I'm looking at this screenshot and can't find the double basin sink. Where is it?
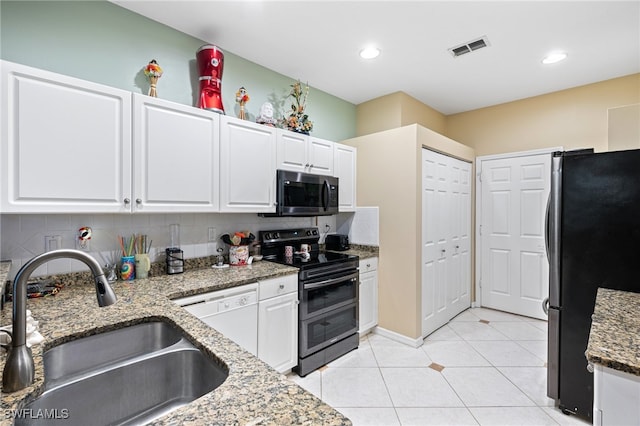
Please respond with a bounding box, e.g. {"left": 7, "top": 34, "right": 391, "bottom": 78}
{"left": 16, "top": 321, "right": 228, "bottom": 425}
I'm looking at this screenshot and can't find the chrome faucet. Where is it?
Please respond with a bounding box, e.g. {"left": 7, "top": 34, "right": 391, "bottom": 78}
{"left": 2, "top": 249, "right": 117, "bottom": 392}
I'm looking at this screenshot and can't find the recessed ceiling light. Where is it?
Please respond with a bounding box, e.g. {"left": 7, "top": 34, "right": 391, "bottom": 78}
{"left": 360, "top": 46, "right": 380, "bottom": 59}
{"left": 542, "top": 52, "right": 568, "bottom": 65}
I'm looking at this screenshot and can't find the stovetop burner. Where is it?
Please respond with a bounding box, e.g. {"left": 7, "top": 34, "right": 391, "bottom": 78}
{"left": 264, "top": 250, "right": 355, "bottom": 268}
{"left": 259, "top": 227, "right": 358, "bottom": 273}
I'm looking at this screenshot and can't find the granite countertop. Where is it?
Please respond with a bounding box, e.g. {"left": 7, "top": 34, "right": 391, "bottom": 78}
{"left": 328, "top": 244, "right": 379, "bottom": 260}
{"left": 586, "top": 287, "right": 640, "bottom": 376}
{"left": 0, "top": 259, "right": 353, "bottom": 426}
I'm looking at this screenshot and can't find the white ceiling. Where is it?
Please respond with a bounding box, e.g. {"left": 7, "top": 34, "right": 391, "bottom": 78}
{"left": 113, "top": 0, "right": 640, "bottom": 115}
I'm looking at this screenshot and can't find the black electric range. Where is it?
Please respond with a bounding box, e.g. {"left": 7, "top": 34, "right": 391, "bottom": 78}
{"left": 259, "top": 228, "right": 359, "bottom": 279}
{"left": 259, "top": 227, "right": 360, "bottom": 376}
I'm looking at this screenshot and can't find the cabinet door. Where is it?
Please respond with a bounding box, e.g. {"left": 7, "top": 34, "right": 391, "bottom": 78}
{"left": 334, "top": 143, "right": 357, "bottom": 212}
{"left": 258, "top": 292, "right": 298, "bottom": 373}
{"left": 133, "top": 94, "right": 219, "bottom": 212}
{"left": 308, "top": 136, "right": 334, "bottom": 175}
{"left": 359, "top": 264, "right": 378, "bottom": 335}
{"left": 219, "top": 116, "right": 276, "bottom": 212}
{"left": 276, "top": 129, "right": 307, "bottom": 173}
{"left": 1, "top": 60, "right": 132, "bottom": 213}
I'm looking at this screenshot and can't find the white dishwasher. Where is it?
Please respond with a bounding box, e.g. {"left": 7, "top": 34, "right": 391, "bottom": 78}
{"left": 173, "top": 283, "right": 259, "bottom": 355}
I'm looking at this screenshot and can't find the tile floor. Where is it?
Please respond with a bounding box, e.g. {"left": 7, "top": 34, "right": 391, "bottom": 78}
{"left": 288, "top": 307, "right": 591, "bottom": 426}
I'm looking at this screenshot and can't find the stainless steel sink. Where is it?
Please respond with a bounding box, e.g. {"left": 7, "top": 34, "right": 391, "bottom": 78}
{"left": 16, "top": 321, "right": 228, "bottom": 425}
{"left": 44, "top": 321, "right": 183, "bottom": 387}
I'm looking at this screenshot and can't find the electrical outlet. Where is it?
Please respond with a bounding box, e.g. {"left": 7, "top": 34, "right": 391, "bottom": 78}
{"left": 208, "top": 227, "right": 217, "bottom": 242}
{"left": 44, "top": 235, "right": 62, "bottom": 252}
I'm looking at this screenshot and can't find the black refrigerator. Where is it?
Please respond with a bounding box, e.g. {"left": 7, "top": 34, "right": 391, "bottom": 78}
{"left": 546, "top": 148, "right": 640, "bottom": 421}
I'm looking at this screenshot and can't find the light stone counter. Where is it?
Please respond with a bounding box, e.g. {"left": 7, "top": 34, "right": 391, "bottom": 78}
{"left": 0, "top": 260, "right": 351, "bottom": 425}
{"left": 586, "top": 287, "right": 640, "bottom": 376}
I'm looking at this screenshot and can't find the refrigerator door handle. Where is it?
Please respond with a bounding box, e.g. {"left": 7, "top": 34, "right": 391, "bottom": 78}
{"left": 542, "top": 297, "right": 549, "bottom": 316}
{"left": 548, "top": 153, "right": 563, "bottom": 308}
{"left": 545, "top": 193, "right": 551, "bottom": 263}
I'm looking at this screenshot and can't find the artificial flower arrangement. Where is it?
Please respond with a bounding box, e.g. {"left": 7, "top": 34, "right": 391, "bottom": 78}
{"left": 284, "top": 80, "right": 313, "bottom": 134}
{"left": 220, "top": 230, "right": 255, "bottom": 246}
{"left": 143, "top": 59, "right": 163, "bottom": 97}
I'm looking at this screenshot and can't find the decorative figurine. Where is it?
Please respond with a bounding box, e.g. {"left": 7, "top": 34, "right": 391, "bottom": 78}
{"left": 78, "top": 226, "right": 92, "bottom": 249}
{"left": 235, "top": 86, "right": 250, "bottom": 120}
{"left": 256, "top": 101, "right": 278, "bottom": 127}
{"left": 143, "top": 59, "right": 163, "bottom": 97}
{"left": 196, "top": 45, "right": 225, "bottom": 114}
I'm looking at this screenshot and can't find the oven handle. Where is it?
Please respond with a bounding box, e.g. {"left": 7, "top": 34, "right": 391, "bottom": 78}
{"left": 304, "top": 275, "right": 357, "bottom": 290}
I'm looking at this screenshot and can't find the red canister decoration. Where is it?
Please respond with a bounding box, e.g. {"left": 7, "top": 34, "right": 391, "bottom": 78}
{"left": 196, "top": 44, "right": 225, "bottom": 114}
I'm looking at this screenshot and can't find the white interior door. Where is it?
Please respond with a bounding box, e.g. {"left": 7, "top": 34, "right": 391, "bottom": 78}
{"left": 422, "top": 149, "right": 471, "bottom": 337}
{"left": 477, "top": 149, "right": 555, "bottom": 320}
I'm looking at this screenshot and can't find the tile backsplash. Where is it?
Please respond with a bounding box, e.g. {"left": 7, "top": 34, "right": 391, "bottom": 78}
{"left": 336, "top": 207, "right": 379, "bottom": 246}
{"left": 1, "top": 213, "right": 337, "bottom": 279}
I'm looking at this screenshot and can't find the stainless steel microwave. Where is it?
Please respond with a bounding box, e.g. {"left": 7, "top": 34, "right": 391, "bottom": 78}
{"left": 261, "top": 170, "right": 339, "bottom": 217}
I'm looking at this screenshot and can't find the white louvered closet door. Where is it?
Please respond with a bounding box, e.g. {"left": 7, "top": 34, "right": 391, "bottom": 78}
{"left": 422, "top": 149, "right": 472, "bottom": 338}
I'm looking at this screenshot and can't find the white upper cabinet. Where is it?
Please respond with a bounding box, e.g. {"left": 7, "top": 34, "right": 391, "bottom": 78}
{"left": 133, "top": 94, "right": 219, "bottom": 212}
{"left": 308, "top": 136, "right": 334, "bottom": 175}
{"left": 276, "top": 129, "right": 307, "bottom": 173}
{"left": 333, "top": 143, "right": 357, "bottom": 212}
{"left": 219, "top": 116, "right": 276, "bottom": 212}
{"left": 1, "top": 60, "right": 132, "bottom": 213}
{"left": 276, "top": 129, "right": 334, "bottom": 176}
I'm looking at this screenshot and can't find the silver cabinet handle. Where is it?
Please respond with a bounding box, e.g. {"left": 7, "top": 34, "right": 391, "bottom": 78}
{"left": 441, "top": 249, "right": 446, "bottom": 253}
{"left": 124, "top": 198, "right": 130, "bottom": 205}
{"left": 279, "top": 284, "right": 285, "bottom": 290}
{"left": 135, "top": 198, "right": 142, "bottom": 205}
{"left": 542, "top": 298, "right": 549, "bottom": 315}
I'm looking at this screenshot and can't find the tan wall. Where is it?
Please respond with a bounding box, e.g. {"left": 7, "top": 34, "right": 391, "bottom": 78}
{"left": 344, "top": 125, "right": 474, "bottom": 339}
{"left": 446, "top": 74, "right": 640, "bottom": 156}
{"left": 357, "top": 92, "right": 446, "bottom": 137}
{"left": 608, "top": 103, "right": 640, "bottom": 151}
{"left": 351, "top": 73, "right": 638, "bottom": 340}
{"left": 346, "top": 126, "right": 420, "bottom": 338}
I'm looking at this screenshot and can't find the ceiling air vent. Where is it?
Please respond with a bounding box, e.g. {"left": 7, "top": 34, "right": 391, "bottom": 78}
{"left": 448, "top": 36, "right": 490, "bottom": 57}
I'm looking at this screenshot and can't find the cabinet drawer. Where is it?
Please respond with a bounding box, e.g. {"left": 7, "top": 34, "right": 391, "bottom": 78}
{"left": 259, "top": 274, "right": 298, "bottom": 300}
{"left": 359, "top": 257, "right": 378, "bottom": 273}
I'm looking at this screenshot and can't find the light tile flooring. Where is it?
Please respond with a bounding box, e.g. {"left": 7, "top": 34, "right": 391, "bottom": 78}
{"left": 288, "top": 307, "right": 591, "bottom": 426}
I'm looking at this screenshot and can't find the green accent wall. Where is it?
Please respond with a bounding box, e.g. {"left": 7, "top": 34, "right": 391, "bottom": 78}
{"left": 0, "top": 1, "right": 356, "bottom": 141}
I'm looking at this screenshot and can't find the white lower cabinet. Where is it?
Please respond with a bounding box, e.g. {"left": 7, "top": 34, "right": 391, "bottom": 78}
{"left": 258, "top": 275, "right": 298, "bottom": 373}
{"left": 593, "top": 364, "right": 640, "bottom": 426}
{"left": 358, "top": 257, "right": 378, "bottom": 335}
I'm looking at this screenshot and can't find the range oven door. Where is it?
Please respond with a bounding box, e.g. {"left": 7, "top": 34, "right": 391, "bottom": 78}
{"left": 299, "top": 270, "right": 358, "bottom": 319}
{"left": 299, "top": 302, "right": 358, "bottom": 358}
